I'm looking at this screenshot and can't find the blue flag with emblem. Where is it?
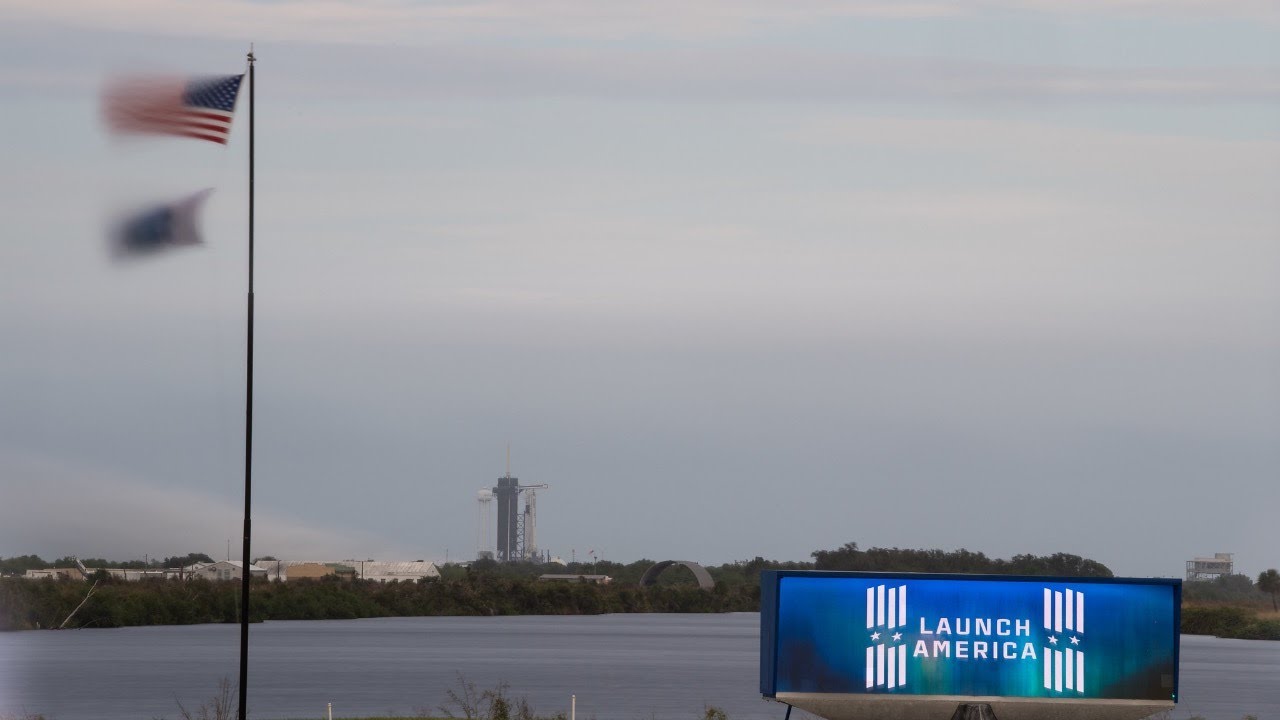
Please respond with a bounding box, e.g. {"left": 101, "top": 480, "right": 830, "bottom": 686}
{"left": 111, "top": 189, "right": 214, "bottom": 258}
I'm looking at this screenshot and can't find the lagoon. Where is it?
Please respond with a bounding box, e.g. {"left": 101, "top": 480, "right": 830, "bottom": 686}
{"left": 2, "top": 615, "right": 1277, "bottom": 720}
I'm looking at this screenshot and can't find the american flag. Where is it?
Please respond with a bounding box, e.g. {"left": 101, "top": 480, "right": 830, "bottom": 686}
{"left": 103, "top": 74, "right": 244, "bottom": 145}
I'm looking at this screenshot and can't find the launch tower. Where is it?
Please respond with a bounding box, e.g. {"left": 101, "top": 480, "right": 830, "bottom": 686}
{"left": 489, "top": 450, "right": 548, "bottom": 562}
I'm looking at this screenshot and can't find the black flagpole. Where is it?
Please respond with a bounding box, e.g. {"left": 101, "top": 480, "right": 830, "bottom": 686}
{"left": 238, "top": 46, "right": 256, "bottom": 720}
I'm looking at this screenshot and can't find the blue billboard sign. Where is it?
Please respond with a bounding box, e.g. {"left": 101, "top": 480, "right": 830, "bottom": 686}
{"left": 760, "top": 571, "right": 1180, "bottom": 702}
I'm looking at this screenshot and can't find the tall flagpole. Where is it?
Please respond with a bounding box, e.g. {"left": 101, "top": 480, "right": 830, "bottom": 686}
{"left": 238, "top": 46, "right": 256, "bottom": 720}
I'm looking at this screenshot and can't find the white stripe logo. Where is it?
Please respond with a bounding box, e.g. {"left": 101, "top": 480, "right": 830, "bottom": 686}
{"left": 1043, "top": 588, "right": 1085, "bottom": 693}
{"left": 865, "top": 584, "right": 908, "bottom": 690}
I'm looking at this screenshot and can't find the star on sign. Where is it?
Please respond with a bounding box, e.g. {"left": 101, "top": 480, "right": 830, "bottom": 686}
{"left": 1049, "top": 635, "right": 1059, "bottom": 645}
{"left": 892, "top": 632, "right": 902, "bottom": 642}
{"left": 871, "top": 632, "right": 881, "bottom": 641}
{"left": 1070, "top": 636, "right": 1080, "bottom": 645}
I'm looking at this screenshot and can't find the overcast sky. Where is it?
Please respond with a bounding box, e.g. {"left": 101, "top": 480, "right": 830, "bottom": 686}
{"left": 2, "top": 1, "right": 1278, "bottom": 579}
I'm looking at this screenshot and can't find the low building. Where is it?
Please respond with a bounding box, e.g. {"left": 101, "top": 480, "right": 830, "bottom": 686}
{"left": 1186, "top": 553, "right": 1234, "bottom": 582}
{"left": 24, "top": 567, "right": 169, "bottom": 581}
{"left": 261, "top": 560, "right": 440, "bottom": 583}
{"left": 24, "top": 568, "right": 86, "bottom": 581}
{"left": 276, "top": 562, "right": 330, "bottom": 581}
{"left": 24, "top": 562, "right": 279, "bottom": 582}
{"left": 360, "top": 561, "right": 439, "bottom": 583}
{"left": 102, "top": 568, "right": 167, "bottom": 581}
{"left": 538, "top": 574, "right": 612, "bottom": 585}
{"left": 183, "top": 560, "right": 267, "bottom": 582}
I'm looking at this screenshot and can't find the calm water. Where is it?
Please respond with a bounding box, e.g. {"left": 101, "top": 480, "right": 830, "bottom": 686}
{"left": 1, "top": 615, "right": 1277, "bottom": 720}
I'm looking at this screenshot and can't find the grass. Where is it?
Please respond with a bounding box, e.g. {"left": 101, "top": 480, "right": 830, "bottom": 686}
{"left": 1180, "top": 604, "right": 1280, "bottom": 641}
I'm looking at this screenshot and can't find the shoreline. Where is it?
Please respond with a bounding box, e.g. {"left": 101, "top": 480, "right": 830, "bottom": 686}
{"left": 5, "top": 605, "right": 1279, "bottom": 643}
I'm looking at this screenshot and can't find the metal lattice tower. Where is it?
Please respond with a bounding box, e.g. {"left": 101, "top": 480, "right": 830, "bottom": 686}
{"left": 476, "top": 489, "right": 493, "bottom": 559}
{"left": 516, "top": 483, "right": 548, "bottom": 560}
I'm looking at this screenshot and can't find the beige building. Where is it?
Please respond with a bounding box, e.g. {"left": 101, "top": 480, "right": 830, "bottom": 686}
{"left": 280, "top": 562, "right": 332, "bottom": 580}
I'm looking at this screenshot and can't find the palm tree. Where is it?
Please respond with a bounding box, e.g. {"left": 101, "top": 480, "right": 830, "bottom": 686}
{"left": 1257, "top": 569, "right": 1280, "bottom": 612}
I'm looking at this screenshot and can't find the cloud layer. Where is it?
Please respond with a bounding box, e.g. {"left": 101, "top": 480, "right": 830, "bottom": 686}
{"left": 1, "top": 1, "right": 1278, "bottom": 579}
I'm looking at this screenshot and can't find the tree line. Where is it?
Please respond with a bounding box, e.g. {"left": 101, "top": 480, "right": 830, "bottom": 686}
{"left": 447, "top": 543, "right": 1116, "bottom": 587}
{"left": 0, "top": 542, "right": 1145, "bottom": 632}
{"left": 808, "top": 542, "right": 1116, "bottom": 577}
{"left": 0, "top": 552, "right": 214, "bottom": 575}
{"left": 0, "top": 543, "right": 1116, "bottom": 582}
{"left": 5, "top": 543, "right": 1276, "bottom": 634}
{"left": 0, "top": 572, "right": 759, "bottom": 631}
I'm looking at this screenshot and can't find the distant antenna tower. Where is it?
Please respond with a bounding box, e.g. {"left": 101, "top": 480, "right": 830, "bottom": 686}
{"left": 476, "top": 488, "right": 493, "bottom": 559}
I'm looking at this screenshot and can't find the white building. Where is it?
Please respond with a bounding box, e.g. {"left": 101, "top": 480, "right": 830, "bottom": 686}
{"left": 538, "top": 574, "right": 612, "bottom": 585}
{"left": 259, "top": 559, "right": 440, "bottom": 583}
{"left": 24, "top": 568, "right": 85, "bottom": 581}
{"left": 359, "top": 561, "right": 440, "bottom": 583}
{"left": 102, "top": 568, "right": 167, "bottom": 581}
{"left": 183, "top": 560, "right": 268, "bottom": 582}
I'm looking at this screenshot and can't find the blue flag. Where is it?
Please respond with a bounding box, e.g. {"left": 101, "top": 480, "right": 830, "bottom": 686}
{"left": 111, "top": 189, "right": 214, "bottom": 258}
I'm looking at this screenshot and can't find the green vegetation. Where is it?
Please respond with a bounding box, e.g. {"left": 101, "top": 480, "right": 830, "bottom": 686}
{"left": 0, "top": 555, "right": 52, "bottom": 576}
{"left": 1175, "top": 571, "right": 1280, "bottom": 641}
{"left": 1182, "top": 573, "right": 1273, "bottom": 608}
{"left": 811, "top": 542, "right": 1113, "bottom": 577}
{"left": 434, "top": 673, "right": 567, "bottom": 720}
{"left": 0, "top": 542, "right": 1123, "bottom": 632}
{"left": 0, "top": 574, "right": 241, "bottom": 630}
{"left": 173, "top": 677, "right": 234, "bottom": 720}
{"left": 144, "top": 675, "right": 719, "bottom": 720}
{"left": 1257, "top": 568, "right": 1280, "bottom": 611}
{"left": 1181, "top": 605, "right": 1280, "bottom": 641}
{"left": 0, "top": 552, "right": 214, "bottom": 575}
{"left": 0, "top": 570, "right": 758, "bottom": 631}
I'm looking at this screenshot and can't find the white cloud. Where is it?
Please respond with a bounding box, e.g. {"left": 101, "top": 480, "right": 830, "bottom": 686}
{"left": 2, "top": 0, "right": 1278, "bottom": 579}
{"left": 1014, "top": 0, "right": 1280, "bottom": 23}
{"left": 0, "top": 450, "right": 409, "bottom": 562}
{"left": 0, "top": 1, "right": 963, "bottom": 46}
{"left": 788, "top": 112, "right": 1280, "bottom": 190}
{"left": 6, "top": 0, "right": 1277, "bottom": 47}
{"left": 6, "top": 2, "right": 1279, "bottom": 104}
